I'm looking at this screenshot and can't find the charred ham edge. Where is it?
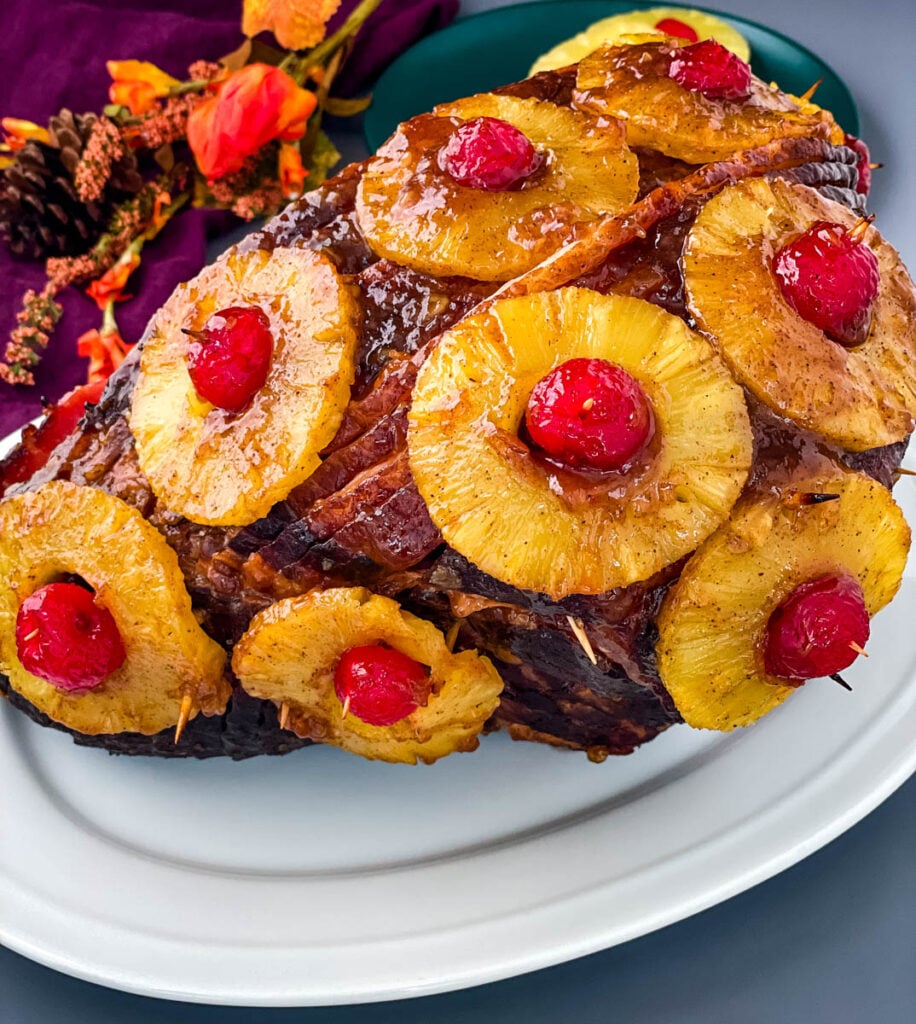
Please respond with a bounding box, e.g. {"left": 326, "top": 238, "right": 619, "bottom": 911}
{"left": 0, "top": 671, "right": 310, "bottom": 761}
{"left": 0, "top": 66, "right": 893, "bottom": 758}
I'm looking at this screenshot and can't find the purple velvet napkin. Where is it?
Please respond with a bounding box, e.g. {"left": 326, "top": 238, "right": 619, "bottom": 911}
{"left": 0, "top": 0, "right": 459, "bottom": 440}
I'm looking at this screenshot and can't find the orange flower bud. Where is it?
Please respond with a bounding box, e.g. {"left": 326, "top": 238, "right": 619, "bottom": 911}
{"left": 1, "top": 117, "right": 50, "bottom": 152}
{"left": 85, "top": 251, "right": 141, "bottom": 310}
{"left": 107, "top": 60, "right": 181, "bottom": 116}
{"left": 278, "top": 142, "right": 308, "bottom": 198}
{"left": 77, "top": 328, "right": 132, "bottom": 384}
{"left": 187, "top": 64, "right": 317, "bottom": 181}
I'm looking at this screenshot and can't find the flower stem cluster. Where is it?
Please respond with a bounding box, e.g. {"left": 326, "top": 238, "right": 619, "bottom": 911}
{"left": 0, "top": 0, "right": 383, "bottom": 388}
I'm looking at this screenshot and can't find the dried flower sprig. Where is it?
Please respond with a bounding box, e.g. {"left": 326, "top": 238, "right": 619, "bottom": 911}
{"left": 74, "top": 117, "right": 124, "bottom": 203}
{"left": 0, "top": 287, "right": 63, "bottom": 386}
{"left": 0, "top": 0, "right": 383, "bottom": 386}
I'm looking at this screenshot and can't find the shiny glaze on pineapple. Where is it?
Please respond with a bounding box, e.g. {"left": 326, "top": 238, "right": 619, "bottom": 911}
{"left": 3, "top": 70, "right": 900, "bottom": 760}
{"left": 573, "top": 42, "right": 798, "bottom": 114}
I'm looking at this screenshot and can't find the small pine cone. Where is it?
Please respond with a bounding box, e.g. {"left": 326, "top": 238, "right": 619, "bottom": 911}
{"left": 47, "top": 108, "right": 86, "bottom": 175}
{"left": 49, "top": 109, "right": 143, "bottom": 197}
{"left": 0, "top": 140, "right": 107, "bottom": 259}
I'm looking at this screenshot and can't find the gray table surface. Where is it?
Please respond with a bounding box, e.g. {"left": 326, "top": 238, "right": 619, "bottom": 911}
{"left": 3, "top": 0, "right": 915, "bottom": 1019}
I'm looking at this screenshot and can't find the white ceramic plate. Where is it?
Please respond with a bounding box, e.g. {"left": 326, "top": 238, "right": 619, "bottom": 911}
{"left": 0, "top": 425, "right": 914, "bottom": 1007}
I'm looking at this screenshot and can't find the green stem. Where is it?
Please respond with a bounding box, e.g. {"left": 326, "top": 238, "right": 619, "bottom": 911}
{"left": 278, "top": 51, "right": 302, "bottom": 79}
{"left": 168, "top": 79, "right": 211, "bottom": 97}
{"left": 299, "top": 46, "right": 345, "bottom": 166}
{"left": 140, "top": 191, "right": 189, "bottom": 243}
{"left": 305, "top": 0, "right": 383, "bottom": 68}
{"left": 101, "top": 301, "right": 119, "bottom": 336}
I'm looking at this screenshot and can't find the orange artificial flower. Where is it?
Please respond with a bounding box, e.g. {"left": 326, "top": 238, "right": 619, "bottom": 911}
{"left": 187, "top": 63, "right": 316, "bottom": 181}
{"left": 242, "top": 0, "right": 340, "bottom": 51}
{"left": 77, "top": 327, "right": 132, "bottom": 384}
{"left": 107, "top": 60, "right": 181, "bottom": 115}
{"left": 278, "top": 142, "right": 308, "bottom": 197}
{"left": 1, "top": 117, "right": 50, "bottom": 152}
{"left": 85, "top": 251, "right": 141, "bottom": 310}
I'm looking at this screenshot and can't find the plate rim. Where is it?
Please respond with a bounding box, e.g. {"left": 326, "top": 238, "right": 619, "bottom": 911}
{"left": 0, "top": 14, "right": 900, "bottom": 984}
{"left": 0, "top": 444, "right": 913, "bottom": 1006}
{"left": 1, "top": 697, "right": 912, "bottom": 1007}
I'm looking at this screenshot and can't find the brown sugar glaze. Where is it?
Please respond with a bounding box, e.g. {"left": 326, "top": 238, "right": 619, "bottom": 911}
{"left": 0, "top": 66, "right": 896, "bottom": 758}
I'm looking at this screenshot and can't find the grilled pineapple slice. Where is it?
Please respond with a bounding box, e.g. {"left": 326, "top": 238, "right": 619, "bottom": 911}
{"left": 408, "top": 288, "right": 752, "bottom": 598}
{"left": 130, "top": 248, "right": 359, "bottom": 526}
{"left": 683, "top": 177, "right": 916, "bottom": 450}
{"left": 355, "top": 93, "right": 638, "bottom": 282}
{"left": 657, "top": 469, "right": 909, "bottom": 730}
{"left": 574, "top": 40, "right": 841, "bottom": 163}
{"left": 530, "top": 7, "right": 750, "bottom": 74}
{"left": 0, "top": 481, "right": 229, "bottom": 735}
{"left": 233, "top": 587, "right": 503, "bottom": 764}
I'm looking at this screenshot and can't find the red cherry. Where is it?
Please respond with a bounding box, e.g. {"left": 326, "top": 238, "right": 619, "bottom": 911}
{"left": 843, "top": 133, "right": 872, "bottom": 195}
{"left": 525, "top": 358, "right": 654, "bottom": 472}
{"left": 334, "top": 644, "right": 431, "bottom": 727}
{"left": 186, "top": 305, "right": 273, "bottom": 412}
{"left": 15, "top": 582, "right": 126, "bottom": 692}
{"left": 764, "top": 573, "right": 869, "bottom": 682}
{"left": 668, "top": 39, "right": 752, "bottom": 100}
{"left": 773, "top": 220, "right": 880, "bottom": 347}
{"left": 439, "top": 117, "right": 542, "bottom": 192}
{"left": 654, "top": 17, "right": 699, "bottom": 42}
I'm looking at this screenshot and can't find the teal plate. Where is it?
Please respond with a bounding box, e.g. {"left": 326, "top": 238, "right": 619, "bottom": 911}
{"left": 364, "top": 0, "right": 858, "bottom": 150}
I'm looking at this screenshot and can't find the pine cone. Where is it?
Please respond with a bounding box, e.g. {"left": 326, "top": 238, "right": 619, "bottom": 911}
{"left": 0, "top": 109, "right": 146, "bottom": 261}
{"left": 49, "top": 109, "right": 143, "bottom": 195}
{"left": 0, "top": 140, "right": 107, "bottom": 259}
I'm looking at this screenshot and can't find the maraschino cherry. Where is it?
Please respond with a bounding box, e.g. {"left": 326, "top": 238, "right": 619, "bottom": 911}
{"left": 334, "top": 644, "right": 431, "bottom": 727}
{"left": 843, "top": 133, "right": 873, "bottom": 195}
{"left": 654, "top": 17, "right": 699, "bottom": 42}
{"left": 773, "top": 219, "right": 880, "bottom": 347}
{"left": 525, "top": 358, "right": 654, "bottom": 472}
{"left": 439, "top": 117, "right": 542, "bottom": 192}
{"left": 668, "top": 39, "right": 752, "bottom": 100}
{"left": 186, "top": 305, "right": 273, "bottom": 412}
{"left": 763, "top": 573, "right": 869, "bottom": 682}
{"left": 16, "top": 582, "right": 126, "bottom": 692}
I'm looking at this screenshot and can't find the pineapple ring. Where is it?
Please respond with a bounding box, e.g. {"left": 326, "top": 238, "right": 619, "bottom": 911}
{"left": 130, "top": 248, "right": 359, "bottom": 526}
{"left": 0, "top": 481, "right": 229, "bottom": 735}
{"left": 407, "top": 288, "right": 753, "bottom": 598}
{"left": 355, "top": 93, "right": 639, "bottom": 282}
{"left": 573, "top": 41, "right": 841, "bottom": 164}
{"left": 529, "top": 7, "right": 751, "bottom": 74}
{"left": 232, "top": 587, "right": 503, "bottom": 764}
{"left": 656, "top": 470, "right": 910, "bottom": 731}
{"left": 683, "top": 177, "right": 916, "bottom": 451}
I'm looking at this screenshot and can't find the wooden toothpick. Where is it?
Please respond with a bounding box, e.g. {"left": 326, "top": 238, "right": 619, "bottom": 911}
{"left": 781, "top": 490, "right": 840, "bottom": 510}
{"left": 567, "top": 615, "right": 598, "bottom": 666}
{"left": 797, "top": 78, "right": 823, "bottom": 103}
{"left": 174, "top": 693, "right": 193, "bottom": 744}
{"left": 847, "top": 214, "right": 876, "bottom": 243}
